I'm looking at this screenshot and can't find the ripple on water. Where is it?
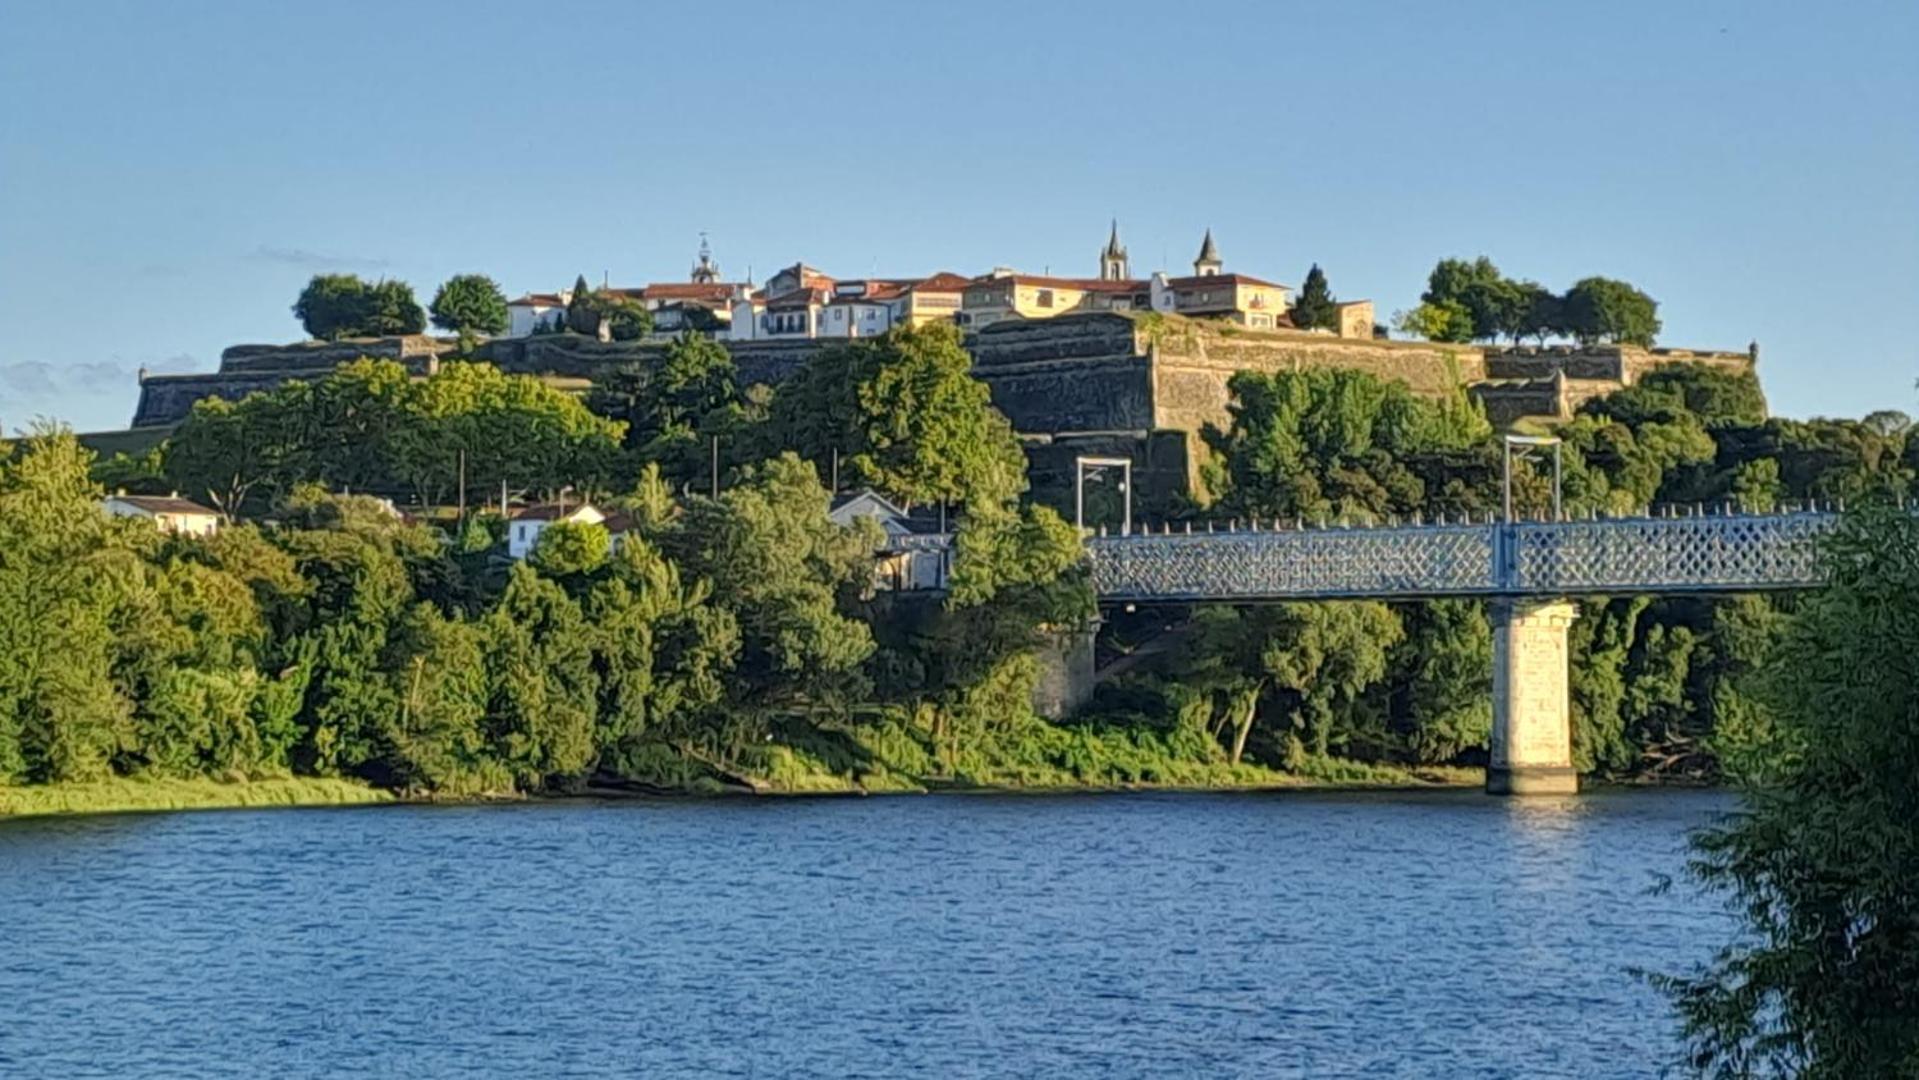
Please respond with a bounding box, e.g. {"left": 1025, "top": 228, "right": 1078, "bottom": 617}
{"left": 0, "top": 789, "right": 1735, "bottom": 1079}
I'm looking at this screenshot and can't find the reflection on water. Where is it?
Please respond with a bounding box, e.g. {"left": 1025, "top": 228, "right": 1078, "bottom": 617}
{"left": 0, "top": 789, "right": 1734, "bottom": 1078}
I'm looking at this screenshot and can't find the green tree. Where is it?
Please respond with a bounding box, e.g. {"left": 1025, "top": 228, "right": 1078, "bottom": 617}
{"left": 1422, "top": 256, "right": 1507, "bottom": 340}
{"left": 1563, "top": 276, "right": 1661, "bottom": 346}
{"left": 0, "top": 429, "right": 137, "bottom": 782}
{"left": 588, "top": 331, "right": 744, "bottom": 482}
{"left": 659, "top": 455, "right": 878, "bottom": 740}
{"left": 1393, "top": 300, "right": 1475, "bottom": 343}
{"left": 429, "top": 274, "right": 509, "bottom": 342}
{"left": 763, "top": 322, "right": 1029, "bottom": 510}
{"left": 529, "top": 520, "right": 611, "bottom": 577}
{"left": 364, "top": 279, "right": 426, "bottom": 336}
{"left": 293, "top": 274, "right": 370, "bottom": 341}
{"left": 482, "top": 564, "right": 599, "bottom": 787}
{"left": 1203, "top": 367, "right": 1492, "bottom": 522}
{"left": 566, "top": 275, "right": 596, "bottom": 335}
{"left": 1292, "top": 264, "right": 1338, "bottom": 331}
{"left": 1657, "top": 508, "right": 1919, "bottom": 1077}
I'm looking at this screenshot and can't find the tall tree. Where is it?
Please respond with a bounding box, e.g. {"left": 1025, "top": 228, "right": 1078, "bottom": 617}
{"left": 364, "top": 279, "right": 427, "bottom": 336}
{"left": 292, "top": 274, "right": 370, "bottom": 341}
{"left": 1292, "top": 264, "right": 1338, "bottom": 331}
{"left": 763, "top": 322, "right": 1028, "bottom": 510}
{"left": 1563, "top": 276, "right": 1661, "bottom": 346}
{"left": 1657, "top": 508, "right": 1919, "bottom": 1077}
{"left": 429, "top": 274, "right": 509, "bottom": 341}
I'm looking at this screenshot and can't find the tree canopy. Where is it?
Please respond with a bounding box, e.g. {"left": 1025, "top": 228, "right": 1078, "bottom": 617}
{"left": 292, "top": 275, "right": 427, "bottom": 340}
{"left": 429, "top": 274, "right": 509, "bottom": 340}
{"left": 1656, "top": 508, "right": 1919, "bottom": 1077}
{"left": 1292, "top": 264, "right": 1338, "bottom": 331}
{"left": 760, "top": 322, "right": 1028, "bottom": 510}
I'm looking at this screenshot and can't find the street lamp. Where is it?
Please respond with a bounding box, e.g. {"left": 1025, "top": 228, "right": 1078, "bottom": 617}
{"left": 1075, "top": 455, "right": 1133, "bottom": 535}
{"left": 1502, "top": 435, "right": 1562, "bottom": 523}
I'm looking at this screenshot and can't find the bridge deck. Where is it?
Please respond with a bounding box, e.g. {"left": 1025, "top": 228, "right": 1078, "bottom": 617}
{"left": 888, "top": 511, "right": 1837, "bottom": 602}
{"left": 1083, "top": 511, "right": 1835, "bottom": 602}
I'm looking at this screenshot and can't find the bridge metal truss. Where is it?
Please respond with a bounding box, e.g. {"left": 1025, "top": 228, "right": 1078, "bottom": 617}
{"left": 1081, "top": 511, "right": 1836, "bottom": 602}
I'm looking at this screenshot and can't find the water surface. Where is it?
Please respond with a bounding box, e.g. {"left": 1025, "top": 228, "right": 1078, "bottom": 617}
{"left": 0, "top": 790, "right": 1732, "bottom": 1078}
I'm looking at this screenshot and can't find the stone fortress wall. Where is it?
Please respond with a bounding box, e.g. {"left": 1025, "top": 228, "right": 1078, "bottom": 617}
{"left": 128, "top": 313, "right": 1753, "bottom": 510}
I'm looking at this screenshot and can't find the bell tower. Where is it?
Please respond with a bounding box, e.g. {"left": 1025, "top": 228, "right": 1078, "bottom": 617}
{"left": 690, "top": 233, "right": 721, "bottom": 284}
{"left": 1193, "top": 228, "right": 1223, "bottom": 277}
{"left": 1098, "top": 219, "right": 1130, "bottom": 281}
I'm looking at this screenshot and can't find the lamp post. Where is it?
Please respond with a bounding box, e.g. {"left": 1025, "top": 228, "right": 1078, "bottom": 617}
{"left": 1502, "top": 435, "right": 1563, "bottom": 523}
{"left": 1075, "top": 455, "right": 1133, "bottom": 535}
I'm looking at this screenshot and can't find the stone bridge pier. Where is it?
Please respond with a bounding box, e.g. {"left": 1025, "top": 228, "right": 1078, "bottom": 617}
{"left": 1488, "top": 599, "right": 1579, "bottom": 795}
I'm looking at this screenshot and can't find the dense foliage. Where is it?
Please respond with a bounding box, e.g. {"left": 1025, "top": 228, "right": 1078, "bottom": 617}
{"left": 292, "top": 274, "right": 428, "bottom": 340}
{"left": 1656, "top": 508, "right": 1919, "bottom": 1078}
{"left": 1397, "top": 256, "right": 1660, "bottom": 346}
{"left": 428, "top": 274, "right": 510, "bottom": 341}
{"left": 163, "top": 360, "right": 625, "bottom": 515}
{"left": 1291, "top": 264, "right": 1338, "bottom": 331}
{"left": 8, "top": 321, "right": 1108, "bottom": 798}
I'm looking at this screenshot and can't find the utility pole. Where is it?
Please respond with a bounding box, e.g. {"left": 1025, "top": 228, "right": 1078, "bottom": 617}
{"left": 457, "top": 449, "right": 467, "bottom": 520}
{"left": 711, "top": 435, "right": 720, "bottom": 499}
{"left": 830, "top": 447, "right": 840, "bottom": 493}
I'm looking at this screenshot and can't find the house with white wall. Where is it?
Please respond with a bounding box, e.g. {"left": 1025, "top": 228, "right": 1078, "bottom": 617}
{"left": 506, "top": 502, "right": 631, "bottom": 559}
{"left": 828, "top": 490, "right": 948, "bottom": 592}
{"left": 103, "top": 492, "right": 222, "bottom": 536}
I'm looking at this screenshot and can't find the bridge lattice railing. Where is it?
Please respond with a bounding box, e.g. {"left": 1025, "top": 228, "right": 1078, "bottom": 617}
{"left": 1076, "top": 511, "right": 1836, "bottom": 602}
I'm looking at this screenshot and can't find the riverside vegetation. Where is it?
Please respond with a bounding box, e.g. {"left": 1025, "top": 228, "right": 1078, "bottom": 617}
{"left": 12, "top": 320, "right": 1919, "bottom": 811}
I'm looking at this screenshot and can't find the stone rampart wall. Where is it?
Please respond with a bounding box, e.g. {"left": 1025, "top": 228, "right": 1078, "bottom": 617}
{"left": 220, "top": 335, "right": 454, "bottom": 374}
{"left": 1147, "top": 323, "right": 1488, "bottom": 436}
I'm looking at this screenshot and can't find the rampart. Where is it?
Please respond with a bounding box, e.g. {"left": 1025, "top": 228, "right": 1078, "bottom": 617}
{"left": 127, "top": 314, "right": 1756, "bottom": 491}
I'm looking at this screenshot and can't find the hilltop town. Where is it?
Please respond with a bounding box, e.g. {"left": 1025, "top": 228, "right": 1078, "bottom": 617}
{"left": 121, "top": 225, "right": 1755, "bottom": 512}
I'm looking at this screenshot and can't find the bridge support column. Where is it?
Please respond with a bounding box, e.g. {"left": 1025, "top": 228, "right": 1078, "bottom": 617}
{"left": 1488, "top": 598, "right": 1579, "bottom": 796}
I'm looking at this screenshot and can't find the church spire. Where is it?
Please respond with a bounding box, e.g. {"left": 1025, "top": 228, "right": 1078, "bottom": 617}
{"left": 1194, "top": 228, "right": 1222, "bottom": 276}
{"left": 1099, "top": 219, "right": 1130, "bottom": 281}
{"left": 690, "top": 232, "right": 720, "bottom": 284}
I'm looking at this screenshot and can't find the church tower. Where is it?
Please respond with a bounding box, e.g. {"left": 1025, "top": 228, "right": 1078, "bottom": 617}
{"left": 1193, "top": 228, "right": 1223, "bottom": 277}
{"left": 1099, "top": 219, "right": 1130, "bottom": 281}
{"left": 690, "top": 233, "right": 721, "bottom": 284}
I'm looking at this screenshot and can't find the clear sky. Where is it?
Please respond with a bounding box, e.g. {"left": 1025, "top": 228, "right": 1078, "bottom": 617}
{"left": 1, "top": 0, "right": 1914, "bottom": 432}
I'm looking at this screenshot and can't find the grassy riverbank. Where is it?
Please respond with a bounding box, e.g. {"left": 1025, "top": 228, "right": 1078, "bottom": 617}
{"left": 0, "top": 777, "right": 392, "bottom": 820}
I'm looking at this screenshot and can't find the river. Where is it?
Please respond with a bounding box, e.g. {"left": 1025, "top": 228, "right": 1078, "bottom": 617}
{"left": 0, "top": 790, "right": 1734, "bottom": 1078}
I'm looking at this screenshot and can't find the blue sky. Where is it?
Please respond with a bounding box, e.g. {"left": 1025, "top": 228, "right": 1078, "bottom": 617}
{"left": 1, "top": 0, "right": 1914, "bottom": 432}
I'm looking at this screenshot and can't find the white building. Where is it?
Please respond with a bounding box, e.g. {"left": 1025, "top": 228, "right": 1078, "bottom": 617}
{"left": 506, "top": 502, "right": 631, "bottom": 559}
{"left": 505, "top": 291, "right": 571, "bottom": 337}
{"left": 103, "top": 492, "right": 221, "bottom": 537}
{"left": 828, "top": 490, "right": 949, "bottom": 592}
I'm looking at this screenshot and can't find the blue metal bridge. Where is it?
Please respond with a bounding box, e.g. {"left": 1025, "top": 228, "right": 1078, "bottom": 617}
{"left": 1082, "top": 509, "right": 1836, "bottom": 603}
{"left": 885, "top": 508, "right": 1838, "bottom": 603}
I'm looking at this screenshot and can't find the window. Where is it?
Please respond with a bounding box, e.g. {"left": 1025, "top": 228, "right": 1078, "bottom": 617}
{"left": 1037, "top": 289, "right": 1054, "bottom": 309}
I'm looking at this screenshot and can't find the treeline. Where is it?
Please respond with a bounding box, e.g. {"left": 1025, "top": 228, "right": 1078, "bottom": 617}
{"left": 1092, "top": 361, "right": 1916, "bottom": 779}
{"left": 9, "top": 324, "right": 1114, "bottom": 795}
{"left": 1394, "top": 255, "right": 1661, "bottom": 346}
{"left": 289, "top": 272, "right": 658, "bottom": 344}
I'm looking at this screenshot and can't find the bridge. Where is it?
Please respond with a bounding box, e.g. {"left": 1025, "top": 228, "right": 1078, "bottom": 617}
{"left": 890, "top": 507, "right": 1838, "bottom": 795}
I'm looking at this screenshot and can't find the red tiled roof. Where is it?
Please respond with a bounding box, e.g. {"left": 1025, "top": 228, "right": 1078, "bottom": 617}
{"left": 639, "top": 282, "right": 736, "bottom": 302}
{"left": 908, "top": 272, "right": 975, "bottom": 293}
{"left": 509, "top": 293, "right": 566, "bottom": 306}
{"left": 1163, "top": 272, "right": 1289, "bottom": 291}
{"left": 965, "top": 274, "right": 1147, "bottom": 293}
